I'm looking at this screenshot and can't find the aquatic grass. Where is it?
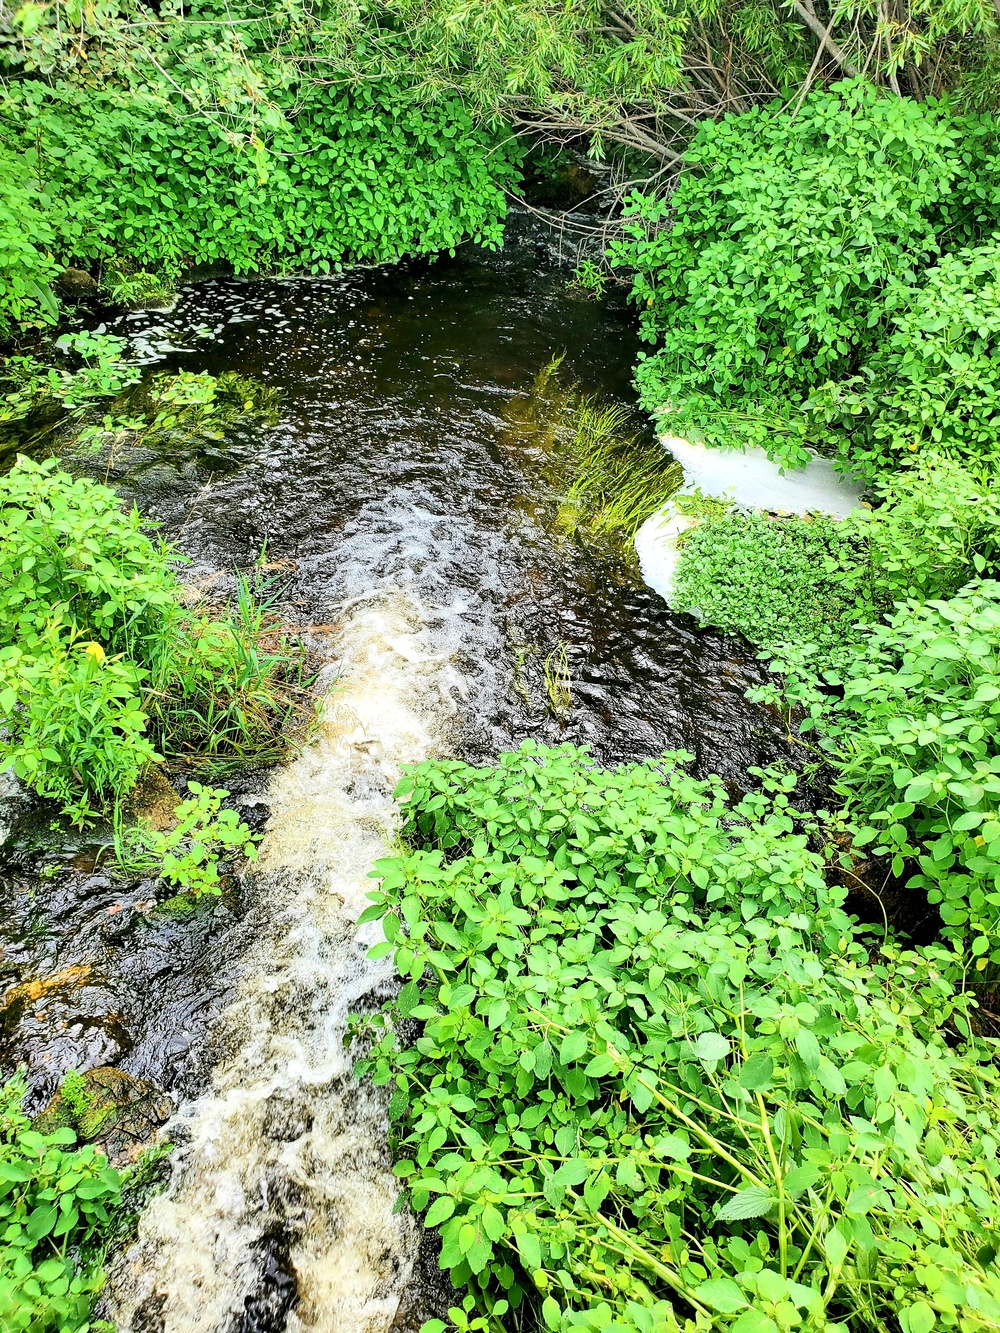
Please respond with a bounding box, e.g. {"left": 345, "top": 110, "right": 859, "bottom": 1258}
{"left": 504, "top": 357, "right": 681, "bottom": 555}
{"left": 543, "top": 640, "right": 572, "bottom": 719}
{"left": 565, "top": 401, "right": 683, "bottom": 539}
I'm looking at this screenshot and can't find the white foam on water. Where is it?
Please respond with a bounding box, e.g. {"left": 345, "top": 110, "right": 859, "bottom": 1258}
{"left": 635, "top": 435, "right": 866, "bottom": 605}
{"left": 661, "top": 434, "right": 865, "bottom": 518}
{"left": 108, "top": 588, "right": 462, "bottom": 1333}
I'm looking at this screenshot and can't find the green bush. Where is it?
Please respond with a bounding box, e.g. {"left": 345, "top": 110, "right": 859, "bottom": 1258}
{"left": 671, "top": 457, "right": 1000, "bottom": 652}
{"left": 609, "top": 83, "right": 1000, "bottom": 472}
{"left": 354, "top": 743, "right": 1000, "bottom": 1333}
{"left": 851, "top": 458, "right": 1000, "bottom": 607}
{"left": 0, "top": 1073, "right": 122, "bottom": 1332}
{"left": 0, "top": 456, "right": 300, "bottom": 822}
{"left": 0, "top": 144, "right": 60, "bottom": 335}
{"left": 0, "top": 73, "right": 521, "bottom": 331}
{"left": 808, "top": 242, "right": 1000, "bottom": 475}
{"left": 760, "top": 580, "right": 1000, "bottom": 966}
{"left": 671, "top": 510, "right": 869, "bottom": 651}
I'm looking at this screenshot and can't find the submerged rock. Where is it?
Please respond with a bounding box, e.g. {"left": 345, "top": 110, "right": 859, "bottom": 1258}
{"left": 34, "top": 1066, "right": 174, "bottom": 1165}
{"left": 2, "top": 963, "right": 92, "bottom": 1016}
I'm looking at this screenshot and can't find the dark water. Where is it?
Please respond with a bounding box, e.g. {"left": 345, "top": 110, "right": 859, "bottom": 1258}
{"left": 98, "top": 218, "right": 786, "bottom": 778}
{"left": 0, "top": 217, "right": 794, "bottom": 1329}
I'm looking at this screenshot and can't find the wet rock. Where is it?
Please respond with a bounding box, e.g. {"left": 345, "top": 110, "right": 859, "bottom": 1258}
{"left": 56, "top": 267, "right": 99, "bottom": 294}
{"left": 34, "top": 1065, "right": 174, "bottom": 1165}
{"left": 234, "top": 1229, "right": 300, "bottom": 1333}
{"left": 3, "top": 964, "right": 92, "bottom": 1013}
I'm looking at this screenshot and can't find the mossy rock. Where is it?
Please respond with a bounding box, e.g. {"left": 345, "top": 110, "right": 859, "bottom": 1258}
{"left": 34, "top": 1066, "right": 174, "bottom": 1164}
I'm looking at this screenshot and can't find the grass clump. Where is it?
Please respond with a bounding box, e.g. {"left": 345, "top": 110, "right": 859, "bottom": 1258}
{"left": 505, "top": 358, "right": 681, "bottom": 557}
{"left": 355, "top": 743, "right": 1000, "bottom": 1333}
{"left": 0, "top": 456, "right": 305, "bottom": 839}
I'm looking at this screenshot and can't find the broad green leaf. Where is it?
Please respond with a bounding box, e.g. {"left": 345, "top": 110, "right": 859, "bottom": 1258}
{"left": 694, "top": 1278, "right": 747, "bottom": 1313}
{"left": 716, "top": 1187, "right": 775, "bottom": 1221}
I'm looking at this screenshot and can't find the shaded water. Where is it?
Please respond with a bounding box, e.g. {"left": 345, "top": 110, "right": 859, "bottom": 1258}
{"left": 1, "top": 216, "right": 795, "bottom": 1332}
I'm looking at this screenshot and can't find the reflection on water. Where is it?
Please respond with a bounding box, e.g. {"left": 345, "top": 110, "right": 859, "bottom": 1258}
{"left": 1, "top": 215, "right": 795, "bottom": 1332}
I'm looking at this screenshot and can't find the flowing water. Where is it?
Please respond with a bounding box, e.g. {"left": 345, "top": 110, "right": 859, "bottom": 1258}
{"left": 0, "top": 215, "right": 797, "bottom": 1333}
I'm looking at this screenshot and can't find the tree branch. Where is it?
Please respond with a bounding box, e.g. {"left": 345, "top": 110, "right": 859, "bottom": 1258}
{"left": 788, "top": 0, "right": 859, "bottom": 76}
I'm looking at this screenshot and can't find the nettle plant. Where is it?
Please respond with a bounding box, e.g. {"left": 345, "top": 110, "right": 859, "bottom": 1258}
{"left": 353, "top": 743, "right": 1000, "bottom": 1333}
{"left": 114, "top": 781, "right": 260, "bottom": 897}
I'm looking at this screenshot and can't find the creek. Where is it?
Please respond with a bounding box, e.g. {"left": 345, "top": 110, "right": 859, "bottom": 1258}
{"left": 0, "top": 216, "right": 797, "bottom": 1333}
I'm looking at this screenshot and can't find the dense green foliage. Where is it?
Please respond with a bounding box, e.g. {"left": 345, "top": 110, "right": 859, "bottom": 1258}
{"left": 0, "top": 1074, "right": 122, "bottom": 1332}
{"left": 356, "top": 744, "right": 1000, "bottom": 1333}
{"left": 0, "top": 75, "right": 519, "bottom": 332}
{"left": 0, "top": 456, "right": 298, "bottom": 825}
{"left": 5, "top": 0, "right": 1000, "bottom": 332}
{"left": 756, "top": 581, "right": 1000, "bottom": 971}
{"left": 611, "top": 83, "right": 1000, "bottom": 474}
{"left": 672, "top": 458, "right": 1000, "bottom": 651}
{"left": 612, "top": 69, "right": 1000, "bottom": 996}
{"left": 672, "top": 512, "right": 868, "bottom": 651}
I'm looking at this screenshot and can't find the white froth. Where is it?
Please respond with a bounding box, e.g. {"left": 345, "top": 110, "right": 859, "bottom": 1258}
{"left": 635, "top": 435, "right": 866, "bottom": 604}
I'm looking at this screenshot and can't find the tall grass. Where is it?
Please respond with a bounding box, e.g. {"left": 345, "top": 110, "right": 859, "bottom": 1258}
{"left": 146, "top": 572, "right": 313, "bottom": 770}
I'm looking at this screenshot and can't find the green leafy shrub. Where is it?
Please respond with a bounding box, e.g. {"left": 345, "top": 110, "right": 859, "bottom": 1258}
{"left": 0, "top": 627, "right": 156, "bottom": 820}
{"left": 609, "top": 83, "right": 1000, "bottom": 472}
{"left": 0, "top": 1073, "right": 122, "bottom": 1332}
{"left": 851, "top": 457, "right": 1000, "bottom": 606}
{"left": 0, "top": 73, "right": 521, "bottom": 331}
{"left": 0, "top": 456, "right": 302, "bottom": 821}
{"left": 671, "top": 457, "right": 1000, "bottom": 652}
{"left": 354, "top": 743, "right": 1000, "bottom": 1333}
{"left": 807, "top": 242, "right": 1000, "bottom": 475}
{"left": 0, "top": 144, "right": 60, "bottom": 335}
{"left": 113, "top": 781, "right": 260, "bottom": 897}
{"left": 761, "top": 580, "right": 1000, "bottom": 966}
{"left": 671, "top": 510, "right": 870, "bottom": 651}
